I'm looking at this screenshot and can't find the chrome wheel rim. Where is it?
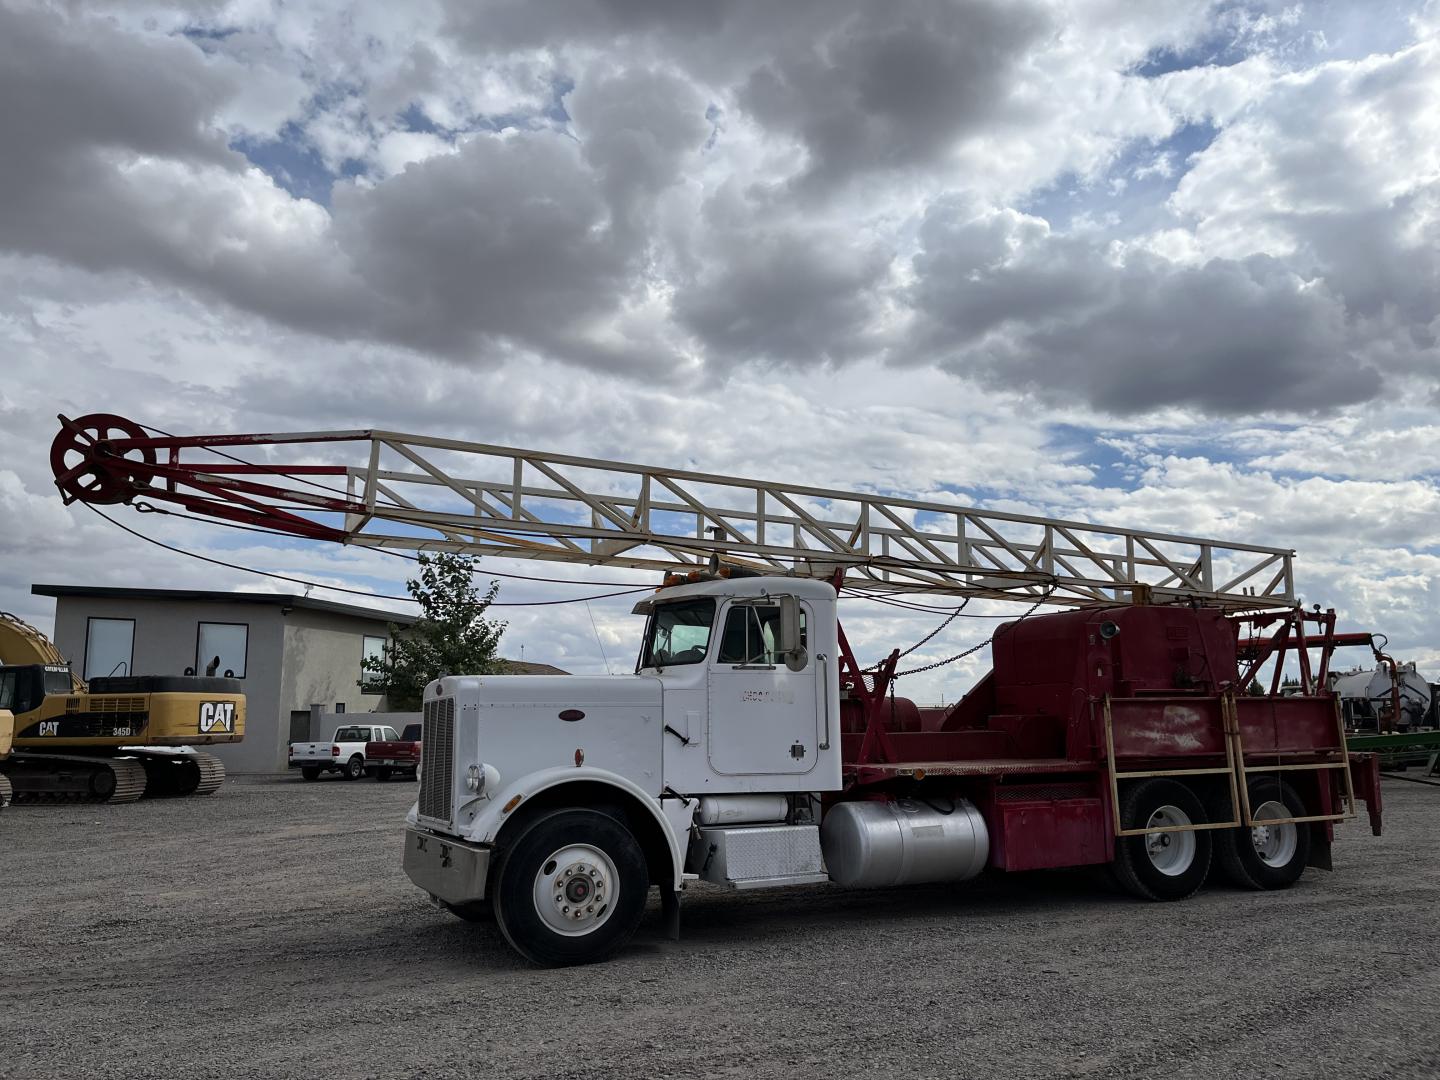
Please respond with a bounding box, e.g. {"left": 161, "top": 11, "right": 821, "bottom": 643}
{"left": 1249, "top": 799, "right": 1298, "bottom": 867}
{"left": 1143, "top": 804, "right": 1196, "bottom": 877}
{"left": 533, "top": 844, "right": 618, "bottom": 937}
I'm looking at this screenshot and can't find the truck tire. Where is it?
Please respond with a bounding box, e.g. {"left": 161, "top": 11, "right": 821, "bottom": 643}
{"left": 492, "top": 807, "right": 648, "bottom": 967}
{"left": 1214, "top": 777, "right": 1310, "bottom": 890}
{"left": 344, "top": 755, "right": 365, "bottom": 781}
{"left": 300, "top": 767, "right": 321, "bottom": 781}
{"left": 1111, "top": 778, "right": 1212, "bottom": 902}
{"left": 376, "top": 767, "right": 392, "bottom": 782}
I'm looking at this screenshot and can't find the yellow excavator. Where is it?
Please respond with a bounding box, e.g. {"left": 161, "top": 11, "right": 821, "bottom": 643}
{"left": 0, "top": 708, "right": 12, "bottom": 809}
{"left": 0, "top": 611, "right": 245, "bottom": 803}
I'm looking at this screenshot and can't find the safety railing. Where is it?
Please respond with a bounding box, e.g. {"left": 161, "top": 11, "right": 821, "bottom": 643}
{"left": 1103, "top": 693, "right": 1355, "bottom": 837}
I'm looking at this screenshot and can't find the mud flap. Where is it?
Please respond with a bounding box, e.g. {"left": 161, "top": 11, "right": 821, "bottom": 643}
{"left": 661, "top": 888, "right": 681, "bottom": 941}
{"left": 1349, "top": 752, "right": 1384, "bottom": 836}
{"left": 1307, "top": 830, "right": 1333, "bottom": 871}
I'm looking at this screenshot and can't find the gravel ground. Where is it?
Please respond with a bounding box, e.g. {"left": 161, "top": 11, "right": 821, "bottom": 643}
{"left": 2, "top": 774, "right": 1437, "bottom": 1080}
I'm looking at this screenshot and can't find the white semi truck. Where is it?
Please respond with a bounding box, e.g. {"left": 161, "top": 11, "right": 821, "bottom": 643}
{"left": 53, "top": 414, "right": 1384, "bottom": 967}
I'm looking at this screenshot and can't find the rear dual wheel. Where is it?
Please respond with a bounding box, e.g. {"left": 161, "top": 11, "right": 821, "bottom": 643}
{"left": 1112, "top": 778, "right": 1212, "bottom": 901}
{"left": 1212, "top": 777, "right": 1310, "bottom": 890}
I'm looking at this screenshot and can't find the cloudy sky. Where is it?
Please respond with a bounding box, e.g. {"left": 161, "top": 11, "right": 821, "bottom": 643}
{"left": 2, "top": 0, "right": 1438, "bottom": 699}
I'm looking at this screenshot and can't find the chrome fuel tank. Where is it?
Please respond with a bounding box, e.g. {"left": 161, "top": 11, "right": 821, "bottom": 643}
{"left": 821, "top": 798, "right": 989, "bottom": 888}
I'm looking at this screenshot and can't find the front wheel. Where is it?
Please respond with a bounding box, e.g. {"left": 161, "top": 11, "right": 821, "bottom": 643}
{"left": 344, "top": 755, "right": 365, "bottom": 781}
{"left": 492, "top": 808, "right": 649, "bottom": 967}
{"left": 1112, "top": 778, "right": 1212, "bottom": 901}
{"left": 1214, "top": 777, "right": 1311, "bottom": 890}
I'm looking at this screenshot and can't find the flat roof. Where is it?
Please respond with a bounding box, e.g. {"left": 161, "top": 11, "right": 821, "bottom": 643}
{"left": 32, "top": 584, "right": 418, "bottom": 626}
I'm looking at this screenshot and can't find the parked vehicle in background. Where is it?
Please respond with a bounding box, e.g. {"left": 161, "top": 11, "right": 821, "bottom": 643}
{"left": 288, "top": 724, "right": 390, "bottom": 781}
{"left": 366, "top": 723, "right": 421, "bottom": 781}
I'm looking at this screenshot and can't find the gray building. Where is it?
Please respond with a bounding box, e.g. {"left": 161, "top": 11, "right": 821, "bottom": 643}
{"left": 33, "top": 584, "right": 415, "bottom": 774}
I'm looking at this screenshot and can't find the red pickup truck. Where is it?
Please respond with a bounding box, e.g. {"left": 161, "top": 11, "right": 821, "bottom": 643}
{"left": 365, "top": 722, "right": 421, "bottom": 781}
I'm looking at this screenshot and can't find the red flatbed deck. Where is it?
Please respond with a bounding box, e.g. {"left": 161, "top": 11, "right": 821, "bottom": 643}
{"left": 848, "top": 758, "right": 1099, "bottom": 782}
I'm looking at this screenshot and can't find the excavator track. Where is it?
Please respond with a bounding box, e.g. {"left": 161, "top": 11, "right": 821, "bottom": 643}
{"left": 4, "top": 753, "right": 148, "bottom": 804}
{"left": 136, "top": 750, "right": 226, "bottom": 798}
{"left": 0, "top": 771, "right": 12, "bottom": 809}
{"left": 193, "top": 752, "right": 226, "bottom": 796}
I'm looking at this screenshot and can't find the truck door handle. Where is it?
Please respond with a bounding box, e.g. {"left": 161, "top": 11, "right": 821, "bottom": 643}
{"left": 818, "top": 653, "right": 831, "bottom": 750}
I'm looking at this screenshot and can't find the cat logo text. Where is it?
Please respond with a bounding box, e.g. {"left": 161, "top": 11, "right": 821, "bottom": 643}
{"left": 199, "top": 701, "right": 237, "bottom": 734}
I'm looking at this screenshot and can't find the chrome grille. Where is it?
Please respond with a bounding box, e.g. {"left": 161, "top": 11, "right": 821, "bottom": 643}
{"left": 418, "top": 697, "right": 454, "bottom": 822}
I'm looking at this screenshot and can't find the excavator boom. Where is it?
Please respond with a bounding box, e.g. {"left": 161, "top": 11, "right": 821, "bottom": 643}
{"left": 52, "top": 413, "right": 1295, "bottom": 609}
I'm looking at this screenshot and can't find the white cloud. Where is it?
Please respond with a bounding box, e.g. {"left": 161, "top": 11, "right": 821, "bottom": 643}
{"left": 2, "top": 0, "right": 1439, "bottom": 694}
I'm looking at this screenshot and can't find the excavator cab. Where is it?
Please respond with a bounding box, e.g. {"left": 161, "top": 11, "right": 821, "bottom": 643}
{"left": 0, "top": 663, "right": 76, "bottom": 716}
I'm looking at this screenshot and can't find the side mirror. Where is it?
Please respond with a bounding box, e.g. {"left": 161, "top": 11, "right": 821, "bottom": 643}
{"left": 778, "top": 595, "right": 807, "bottom": 672}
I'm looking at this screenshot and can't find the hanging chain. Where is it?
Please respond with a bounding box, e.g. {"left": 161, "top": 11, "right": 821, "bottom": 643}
{"left": 890, "top": 587, "right": 1057, "bottom": 678}
{"left": 861, "top": 597, "right": 970, "bottom": 674}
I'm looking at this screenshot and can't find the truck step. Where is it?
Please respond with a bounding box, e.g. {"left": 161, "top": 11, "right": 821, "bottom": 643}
{"left": 689, "top": 824, "right": 829, "bottom": 890}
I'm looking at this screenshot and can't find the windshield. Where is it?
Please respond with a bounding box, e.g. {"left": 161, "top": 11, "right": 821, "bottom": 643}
{"left": 639, "top": 598, "right": 716, "bottom": 669}
{"left": 43, "top": 666, "right": 74, "bottom": 694}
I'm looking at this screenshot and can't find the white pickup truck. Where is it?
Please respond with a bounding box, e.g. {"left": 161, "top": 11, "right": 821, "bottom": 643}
{"left": 289, "top": 723, "right": 396, "bottom": 781}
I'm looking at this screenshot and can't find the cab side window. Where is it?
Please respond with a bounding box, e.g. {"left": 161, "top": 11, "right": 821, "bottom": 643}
{"left": 718, "top": 605, "right": 807, "bottom": 666}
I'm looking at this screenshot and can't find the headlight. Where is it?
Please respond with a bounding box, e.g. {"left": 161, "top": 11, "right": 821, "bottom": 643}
{"left": 464, "top": 763, "right": 500, "bottom": 798}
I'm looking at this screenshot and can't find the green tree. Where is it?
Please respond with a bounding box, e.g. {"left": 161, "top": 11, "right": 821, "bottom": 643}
{"left": 362, "top": 552, "right": 508, "bottom": 710}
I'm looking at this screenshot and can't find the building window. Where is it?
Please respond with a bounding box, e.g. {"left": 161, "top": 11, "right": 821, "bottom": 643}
{"left": 361, "top": 635, "right": 387, "bottom": 692}
{"left": 85, "top": 618, "right": 135, "bottom": 680}
{"left": 196, "top": 622, "right": 248, "bottom": 678}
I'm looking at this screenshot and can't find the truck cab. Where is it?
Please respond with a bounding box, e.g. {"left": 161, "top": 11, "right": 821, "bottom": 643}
{"left": 403, "top": 576, "right": 841, "bottom": 964}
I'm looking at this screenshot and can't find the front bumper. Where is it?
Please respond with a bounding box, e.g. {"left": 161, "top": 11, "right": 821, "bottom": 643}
{"left": 403, "top": 826, "right": 491, "bottom": 906}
